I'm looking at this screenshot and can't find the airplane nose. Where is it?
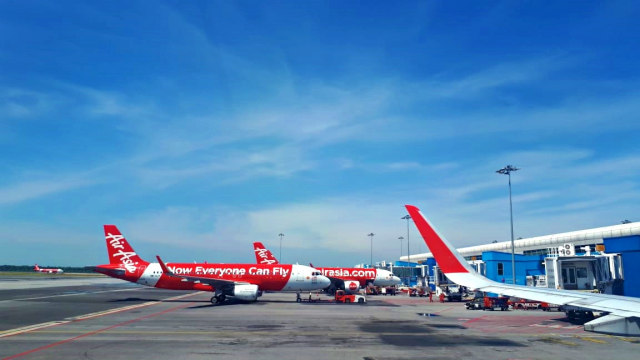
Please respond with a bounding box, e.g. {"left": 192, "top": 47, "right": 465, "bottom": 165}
{"left": 320, "top": 275, "right": 331, "bottom": 287}
{"left": 393, "top": 276, "right": 401, "bottom": 283}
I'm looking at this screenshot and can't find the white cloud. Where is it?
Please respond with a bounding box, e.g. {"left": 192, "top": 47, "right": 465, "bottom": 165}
{"left": 0, "top": 176, "right": 95, "bottom": 206}
{"left": 0, "top": 87, "right": 60, "bottom": 118}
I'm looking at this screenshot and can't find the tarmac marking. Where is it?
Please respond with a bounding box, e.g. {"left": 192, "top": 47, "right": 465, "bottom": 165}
{"left": 435, "top": 306, "right": 457, "bottom": 314}
{"left": 462, "top": 315, "right": 488, "bottom": 325}
{"left": 529, "top": 323, "right": 582, "bottom": 330}
{"left": 0, "top": 292, "right": 200, "bottom": 339}
{"left": 537, "top": 337, "right": 578, "bottom": 346}
{"left": 618, "top": 337, "right": 640, "bottom": 343}
{"left": 2, "top": 297, "right": 200, "bottom": 360}
{"left": 575, "top": 336, "right": 608, "bottom": 344}
{"left": 0, "top": 322, "right": 68, "bottom": 338}
{"left": 0, "top": 287, "right": 142, "bottom": 302}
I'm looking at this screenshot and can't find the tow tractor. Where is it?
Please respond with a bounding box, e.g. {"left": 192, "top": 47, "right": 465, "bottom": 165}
{"left": 465, "top": 296, "right": 509, "bottom": 311}
{"left": 509, "top": 298, "right": 543, "bottom": 310}
{"left": 335, "top": 289, "right": 366, "bottom": 304}
{"left": 436, "top": 285, "right": 463, "bottom": 302}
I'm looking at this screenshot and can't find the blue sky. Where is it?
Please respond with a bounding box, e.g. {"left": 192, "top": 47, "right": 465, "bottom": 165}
{"left": 1, "top": 1, "right": 639, "bottom": 267}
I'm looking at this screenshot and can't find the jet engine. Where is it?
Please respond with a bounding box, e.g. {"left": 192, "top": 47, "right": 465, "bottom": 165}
{"left": 233, "top": 284, "right": 259, "bottom": 301}
{"left": 343, "top": 280, "right": 361, "bottom": 294}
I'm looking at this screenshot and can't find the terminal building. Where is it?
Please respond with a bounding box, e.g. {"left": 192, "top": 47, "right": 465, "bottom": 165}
{"left": 388, "top": 222, "right": 640, "bottom": 298}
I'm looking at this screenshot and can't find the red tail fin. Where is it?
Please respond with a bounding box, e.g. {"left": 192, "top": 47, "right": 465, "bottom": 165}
{"left": 34, "top": 264, "right": 39, "bottom": 271}
{"left": 253, "top": 242, "right": 279, "bottom": 264}
{"left": 104, "top": 225, "right": 148, "bottom": 272}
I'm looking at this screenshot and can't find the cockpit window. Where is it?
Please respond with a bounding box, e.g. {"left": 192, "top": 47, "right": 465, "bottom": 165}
{"left": 311, "top": 271, "right": 322, "bottom": 276}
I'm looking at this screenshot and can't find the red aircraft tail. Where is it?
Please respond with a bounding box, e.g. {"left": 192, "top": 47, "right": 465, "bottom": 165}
{"left": 104, "top": 225, "right": 148, "bottom": 272}
{"left": 34, "top": 264, "right": 40, "bottom": 271}
{"left": 253, "top": 242, "right": 280, "bottom": 265}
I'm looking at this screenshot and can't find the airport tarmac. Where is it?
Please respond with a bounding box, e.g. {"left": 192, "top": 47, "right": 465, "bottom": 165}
{"left": 1, "top": 277, "right": 638, "bottom": 360}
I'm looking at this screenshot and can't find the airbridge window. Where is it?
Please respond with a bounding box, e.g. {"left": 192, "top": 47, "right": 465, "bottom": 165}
{"left": 497, "top": 262, "right": 504, "bottom": 276}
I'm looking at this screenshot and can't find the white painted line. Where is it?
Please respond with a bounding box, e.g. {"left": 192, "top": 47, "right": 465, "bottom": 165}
{"left": 0, "top": 291, "right": 202, "bottom": 338}
{"left": 0, "top": 321, "right": 69, "bottom": 338}
{"left": 0, "top": 287, "right": 142, "bottom": 302}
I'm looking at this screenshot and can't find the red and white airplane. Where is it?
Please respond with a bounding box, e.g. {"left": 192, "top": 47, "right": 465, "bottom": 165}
{"left": 405, "top": 204, "right": 640, "bottom": 336}
{"left": 33, "top": 264, "right": 63, "bottom": 274}
{"left": 253, "top": 242, "right": 401, "bottom": 294}
{"left": 93, "top": 225, "right": 331, "bottom": 305}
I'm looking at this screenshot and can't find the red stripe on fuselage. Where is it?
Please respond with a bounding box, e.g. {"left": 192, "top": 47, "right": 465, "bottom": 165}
{"left": 405, "top": 205, "right": 468, "bottom": 273}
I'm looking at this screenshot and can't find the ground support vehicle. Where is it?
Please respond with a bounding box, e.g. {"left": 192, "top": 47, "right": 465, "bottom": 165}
{"left": 541, "top": 302, "right": 561, "bottom": 311}
{"left": 466, "top": 296, "right": 509, "bottom": 311}
{"left": 335, "top": 290, "right": 366, "bottom": 304}
{"left": 436, "top": 285, "right": 463, "bottom": 302}
{"left": 509, "top": 298, "right": 543, "bottom": 310}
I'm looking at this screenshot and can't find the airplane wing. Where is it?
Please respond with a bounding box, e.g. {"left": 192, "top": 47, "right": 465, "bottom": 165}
{"left": 156, "top": 256, "right": 249, "bottom": 291}
{"left": 405, "top": 204, "right": 640, "bottom": 336}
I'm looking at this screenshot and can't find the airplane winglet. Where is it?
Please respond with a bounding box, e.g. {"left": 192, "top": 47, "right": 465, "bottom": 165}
{"left": 404, "top": 204, "right": 470, "bottom": 274}
{"left": 156, "top": 255, "right": 174, "bottom": 275}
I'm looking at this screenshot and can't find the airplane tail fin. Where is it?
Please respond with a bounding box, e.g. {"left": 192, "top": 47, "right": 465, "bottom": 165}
{"left": 104, "top": 225, "right": 148, "bottom": 268}
{"left": 253, "top": 242, "right": 279, "bottom": 264}
{"left": 34, "top": 264, "right": 39, "bottom": 271}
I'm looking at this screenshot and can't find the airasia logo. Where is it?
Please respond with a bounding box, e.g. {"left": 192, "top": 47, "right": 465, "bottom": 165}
{"left": 106, "top": 233, "right": 138, "bottom": 273}
{"left": 348, "top": 282, "right": 358, "bottom": 291}
{"left": 255, "top": 248, "right": 277, "bottom": 264}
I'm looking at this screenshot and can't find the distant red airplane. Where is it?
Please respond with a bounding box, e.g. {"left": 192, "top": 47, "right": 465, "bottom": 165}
{"left": 33, "top": 264, "right": 64, "bottom": 274}
{"left": 93, "top": 225, "right": 331, "bottom": 305}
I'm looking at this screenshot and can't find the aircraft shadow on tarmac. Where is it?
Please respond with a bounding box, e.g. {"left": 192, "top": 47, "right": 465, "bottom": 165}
{"left": 109, "top": 297, "right": 198, "bottom": 303}
{"left": 187, "top": 299, "right": 270, "bottom": 309}
{"left": 548, "top": 315, "right": 592, "bottom": 325}
{"left": 360, "top": 320, "right": 524, "bottom": 348}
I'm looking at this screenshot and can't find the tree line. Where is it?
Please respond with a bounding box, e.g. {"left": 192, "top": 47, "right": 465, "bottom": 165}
{"left": 0, "top": 265, "right": 94, "bottom": 273}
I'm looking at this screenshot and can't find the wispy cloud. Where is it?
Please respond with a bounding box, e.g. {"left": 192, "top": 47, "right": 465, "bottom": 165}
{"left": 0, "top": 87, "right": 60, "bottom": 118}
{"left": 0, "top": 176, "right": 96, "bottom": 206}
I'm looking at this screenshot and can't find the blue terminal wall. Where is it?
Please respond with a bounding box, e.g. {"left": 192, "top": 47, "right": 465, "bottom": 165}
{"left": 603, "top": 235, "right": 640, "bottom": 297}
{"left": 482, "top": 252, "right": 545, "bottom": 285}
{"left": 393, "top": 259, "right": 437, "bottom": 287}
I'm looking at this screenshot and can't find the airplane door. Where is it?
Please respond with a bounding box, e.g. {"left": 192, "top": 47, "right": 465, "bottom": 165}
{"left": 568, "top": 267, "right": 576, "bottom": 285}
{"left": 562, "top": 266, "right": 576, "bottom": 288}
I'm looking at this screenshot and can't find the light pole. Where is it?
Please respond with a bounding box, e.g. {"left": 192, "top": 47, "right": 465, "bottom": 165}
{"left": 278, "top": 233, "right": 284, "bottom": 262}
{"left": 496, "top": 165, "right": 519, "bottom": 285}
{"left": 401, "top": 214, "right": 411, "bottom": 285}
{"left": 367, "top": 233, "right": 375, "bottom": 267}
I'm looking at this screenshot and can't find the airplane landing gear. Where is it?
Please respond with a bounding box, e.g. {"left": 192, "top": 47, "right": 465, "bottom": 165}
{"left": 210, "top": 294, "right": 226, "bottom": 305}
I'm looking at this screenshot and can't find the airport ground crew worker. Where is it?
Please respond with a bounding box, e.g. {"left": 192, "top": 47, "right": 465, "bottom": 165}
{"left": 429, "top": 289, "right": 434, "bottom": 303}
{"left": 439, "top": 292, "right": 445, "bottom": 303}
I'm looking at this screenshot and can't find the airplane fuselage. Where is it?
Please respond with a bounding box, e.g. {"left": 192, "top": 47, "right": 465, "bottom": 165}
{"left": 97, "top": 262, "right": 325, "bottom": 292}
